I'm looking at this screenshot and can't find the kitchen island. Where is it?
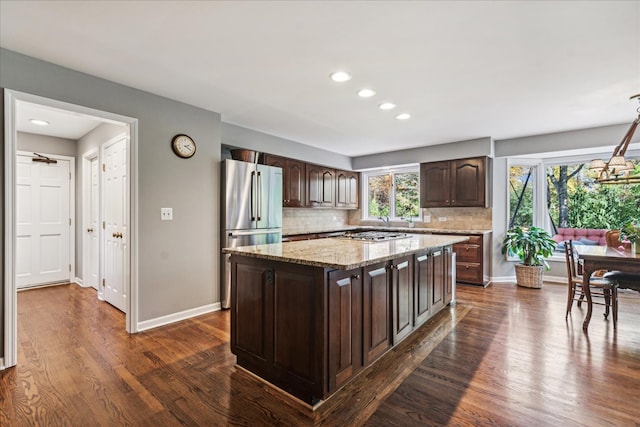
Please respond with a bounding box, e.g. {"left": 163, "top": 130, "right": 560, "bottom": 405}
{"left": 223, "top": 233, "right": 467, "bottom": 407}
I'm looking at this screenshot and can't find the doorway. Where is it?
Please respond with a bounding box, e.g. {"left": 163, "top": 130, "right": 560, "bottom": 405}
{"left": 3, "top": 89, "right": 139, "bottom": 369}
{"left": 16, "top": 152, "right": 74, "bottom": 289}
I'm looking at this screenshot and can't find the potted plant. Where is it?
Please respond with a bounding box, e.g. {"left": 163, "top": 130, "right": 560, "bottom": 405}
{"left": 501, "top": 226, "right": 558, "bottom": 288}
{"left": 621, "top": 219, "right": 640, "bottom": 254}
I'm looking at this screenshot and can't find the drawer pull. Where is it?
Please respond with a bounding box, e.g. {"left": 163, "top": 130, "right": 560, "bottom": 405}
{"left": 417, "top": 255, "right": 428, "bottom": 262}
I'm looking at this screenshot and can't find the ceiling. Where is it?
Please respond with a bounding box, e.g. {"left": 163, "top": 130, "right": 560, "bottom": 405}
{"left": 16, "top": 101, "right": 105, "bottom": 140}
{"left": 1, "top": 1, "right": 639, "bottom": 156}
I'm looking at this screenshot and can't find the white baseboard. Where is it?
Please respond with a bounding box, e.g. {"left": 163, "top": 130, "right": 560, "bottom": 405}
{"left": 137, "top": 302, "right": 222, "bottom": 332}
{"left": 542, "top": 275, "right": 566, "bottom": 284}
{"left": 74, "top": 277, "right": 88, "bottom": 287}
{"left": 0, "top": 357, "right": 5, "bottom": 370}
{"left": 490, "top": 276, "right": 516, "bottom": 284}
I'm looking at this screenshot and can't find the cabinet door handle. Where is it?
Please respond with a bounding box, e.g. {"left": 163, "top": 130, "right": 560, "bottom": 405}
{"left": 352, "top": 274, "right": 360, "bottom": 280}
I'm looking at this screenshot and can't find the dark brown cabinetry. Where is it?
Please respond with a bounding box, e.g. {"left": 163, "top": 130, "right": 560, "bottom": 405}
{"left": 362, "top": 262, "right": 392, "bottom": 365}
{"left": 420, "top": 156, "right": 489, "bottom": 208}
{"left": 263, "top": 154, "right": 306, "bottom": 207}
{"left": 328, "top": 268, "right": 363, "bottom": 391}
{"left": 263, "top": 154, "right": 359, "bottom": 209}
{"left": 391, "top": 256, "right": 413, "bottom": 344}
{"left": 336, "top": 170, "right": 359, "bottom": 209}
{"left": 231, "top": 257, "right": 325, "bottom": 404}
{"left": 230, "top": 246, "right": 453, "bottom": 404}
{"left": 453, "top": 233, "right": 491, "bottom": 286}
{"left": 307, "top": 165, "right": 336, "bottom": 207}
{"left": 414, "top": 251, "right": 433, "bottom": 326}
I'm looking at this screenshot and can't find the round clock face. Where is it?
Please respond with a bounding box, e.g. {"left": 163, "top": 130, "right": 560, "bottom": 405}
{"left": 171, "top": 134, "right": 196, "bottom": 158}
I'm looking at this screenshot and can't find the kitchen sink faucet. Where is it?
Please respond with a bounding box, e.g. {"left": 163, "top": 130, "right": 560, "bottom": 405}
{"left": 378, "top": 216, "right": 391, "bottom": 227}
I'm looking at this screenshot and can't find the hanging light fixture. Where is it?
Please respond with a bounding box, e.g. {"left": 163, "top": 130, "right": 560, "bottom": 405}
{"left": 589, "top": 94, "right": 640, "bottom": 184}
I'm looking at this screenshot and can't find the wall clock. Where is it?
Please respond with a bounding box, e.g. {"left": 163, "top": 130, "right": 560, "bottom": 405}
{"left": 171, "top": 134, "right": 196, "bottom": 158}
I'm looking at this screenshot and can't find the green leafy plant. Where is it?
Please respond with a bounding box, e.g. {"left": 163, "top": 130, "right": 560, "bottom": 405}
{"left": 621, "top": 219, "right": 640, "bottom": 243}
{"left": 501, "top": 226, "right": 557, "bottom": 269}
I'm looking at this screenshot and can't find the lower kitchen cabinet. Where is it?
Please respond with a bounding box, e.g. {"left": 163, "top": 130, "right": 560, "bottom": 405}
{"left": 328, "top": 268, "right": 363, "bottom": 391}
{"left": 363, "top": 262, "right": 392, "bottom": 365}
{"left": 453, "top": 233, "right": 491, "bottom": 286}
{"left": 230, "top": 246, "right": 454, "bottom": 404}
{"left": 391, "top": 255, "right": 414, "bottom": 344}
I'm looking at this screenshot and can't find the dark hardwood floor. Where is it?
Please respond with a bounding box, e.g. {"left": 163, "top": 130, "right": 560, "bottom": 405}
{"left": 1, "top": 281, "right": 639, "bottom": 426}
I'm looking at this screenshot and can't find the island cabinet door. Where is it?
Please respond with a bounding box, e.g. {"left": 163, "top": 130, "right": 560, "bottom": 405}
{"left": 414, "top": 251, "right": 432, "bottom": 327}
{"left": 391, "top": 256, "right": 414, "bottom": 344}
{"left": 444, "top": 246, "right": 454, "bottom": 304}
{"left": 431, "top": 249, "right": 446, "bottom": 313}
{"left": 363, "top": 262, "right": 391, "bottom": 366}
{"left": 328, "top": 268, "right": 363, "bottom": 392}
{"left": 231, "top": 261, "right": 274, "bottom": 362}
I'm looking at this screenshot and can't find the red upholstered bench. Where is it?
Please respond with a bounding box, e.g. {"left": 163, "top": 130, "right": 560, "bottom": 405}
{"left": 552, "top": 228, "right": 608, "bottom": 246}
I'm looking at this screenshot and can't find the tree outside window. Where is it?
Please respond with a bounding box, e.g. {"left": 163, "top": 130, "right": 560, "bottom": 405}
{"left": 547, "top": 161, "right": 640, "bottom": 230}
{"left": 365, "top": 168, "right": 419, "bottom": 220}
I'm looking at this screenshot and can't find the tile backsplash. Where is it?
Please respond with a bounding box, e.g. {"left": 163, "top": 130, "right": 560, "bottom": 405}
{"left": 284, "top": 206, "right": 492, "bottom": 233}
{"left": 283, "top": 208, "right": 350, "bottom": 234}
{"left": 348, "top": 207, "right": 492, "bottom": 231}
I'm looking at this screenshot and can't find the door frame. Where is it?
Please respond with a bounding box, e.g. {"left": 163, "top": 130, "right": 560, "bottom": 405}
{"left": 81, "top": 148, "right": 100, "bottom": 292}
{"left": 16, "top": 151, "right": 76, "bottom": 288}
{"left": 3, "top": 89, "right": 140, "bottom": 369}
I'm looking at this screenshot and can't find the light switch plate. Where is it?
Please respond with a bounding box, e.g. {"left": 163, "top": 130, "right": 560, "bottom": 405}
{"left": 423, "top": 215, "right": 431, "bottom": 223}
{"left": 161, "top": 207, "right": 173, "bottom": 221}
{"left": 438, "top": 216, "right": 447, "bottom": 222}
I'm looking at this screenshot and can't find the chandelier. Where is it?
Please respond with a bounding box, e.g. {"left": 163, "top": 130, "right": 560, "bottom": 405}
{"left": 589, "top": 94, "right": 640, "bottom": 185}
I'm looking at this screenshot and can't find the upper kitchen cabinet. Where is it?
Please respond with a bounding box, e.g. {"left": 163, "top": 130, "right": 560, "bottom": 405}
{"left": 264, "top": 154, "right": 306, "bottom": 207}
{"left": 420, "top": 156, "right": 489, "bottom": 208}
{"left": 335, "top": 170, "right": 359, "bottom": 209}
{"left": 307, "top": 164, "right": 336, "bottom": 207}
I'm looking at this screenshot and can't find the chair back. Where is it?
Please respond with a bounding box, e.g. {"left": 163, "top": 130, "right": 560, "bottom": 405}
{"left": 605, "top": 230, "right": 622, "bottom": 248}
{"left": 564, "top": 240, "right": 579, "bottom": 279}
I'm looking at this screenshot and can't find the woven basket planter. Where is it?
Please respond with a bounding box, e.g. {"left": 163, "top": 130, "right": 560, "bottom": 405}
{"left": 514, "top": 263, "right": 544, "bottom": 288}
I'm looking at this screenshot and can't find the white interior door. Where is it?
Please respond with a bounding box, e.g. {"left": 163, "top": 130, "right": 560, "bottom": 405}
{"left": 103, "top": 136, "right": 128, "bottom": 312}
{"left": 16, "top": 153, "right": 71, "bottom": 288}
{"left": 82, "top": 154, "right": 101, "bottom": 290}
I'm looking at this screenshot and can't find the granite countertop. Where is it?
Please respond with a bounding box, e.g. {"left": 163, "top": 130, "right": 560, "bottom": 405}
{"left": 283, "top": 225, "right": 492, "bottom": 236}
{"left": 223, "top": 234, "right": 469, "bottom": 270}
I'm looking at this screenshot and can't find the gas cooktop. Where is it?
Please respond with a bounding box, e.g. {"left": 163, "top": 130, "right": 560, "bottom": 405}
{"left": 338, "top": 231, "right": 411, "bottom": 242}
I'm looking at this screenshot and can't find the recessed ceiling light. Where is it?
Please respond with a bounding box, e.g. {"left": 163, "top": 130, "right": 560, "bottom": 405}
{"left": 357, "top": 88, "right": 376, "bottom": 98}
{"left": 395, "top": 113, "right": 411, "bottom": 120}
{"left": 29, "top": 119, "right": 49, "bottom": 126}
{"left": 379, "top": 102, "right": 396, "bottom": 110}
{"left": 330, "top": 71, "right": 352, "bottom": 82}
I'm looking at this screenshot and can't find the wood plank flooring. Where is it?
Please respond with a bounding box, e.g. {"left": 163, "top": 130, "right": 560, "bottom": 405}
{"left": 1, "top": 281, "right": 639, "bottom": 426}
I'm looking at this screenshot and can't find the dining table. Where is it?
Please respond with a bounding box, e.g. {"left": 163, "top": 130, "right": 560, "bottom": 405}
{"left": 575, "top": 245, "right": 640, "bottom": 330}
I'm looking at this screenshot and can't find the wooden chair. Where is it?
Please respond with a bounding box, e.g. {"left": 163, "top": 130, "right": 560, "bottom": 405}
{"left": 564, "top": 240, "right": 618, "bottom": 328}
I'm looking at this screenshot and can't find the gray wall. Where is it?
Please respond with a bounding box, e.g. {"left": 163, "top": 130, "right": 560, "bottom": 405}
{"left": 17, "top": 132, "right": 77, "bottom": 157}
{"left": 495, "top": 123, "right": 639, "bottom": 158}
{"left": 353, "top": 137, "right": 494, "bottom": 170}
{"left": 75, "top": 122, "right": 128, "bottom": 277}
{"left": 1, "top": 48, "right": 221, "bottom": 363}
{"left": 222, "top": 123, "right": 352, "bottom": 170}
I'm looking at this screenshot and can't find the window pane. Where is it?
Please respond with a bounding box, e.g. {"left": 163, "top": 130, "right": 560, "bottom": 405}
{"left": 547, "top": 161, "right": 640, "bottom": 230}
{"left": 368, "top": 174, "right": 391, "bottom": 218}
{"left": 509, "top": 166, "right": 535, "bottom": 228}
{"left": 394, "top": 172, "right": 419, "bottom": 218}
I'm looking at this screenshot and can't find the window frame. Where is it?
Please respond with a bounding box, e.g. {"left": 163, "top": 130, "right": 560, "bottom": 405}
{"left": 361, "top": 165, "right": 420, "bottom": 221}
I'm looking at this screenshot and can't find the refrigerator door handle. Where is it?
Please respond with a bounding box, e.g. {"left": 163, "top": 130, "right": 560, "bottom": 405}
{"left": 250, "top": 170, "right": 256, "bottom": 221}
{"left": 228, "top": 229, "right": 281, "bottom": 237}
{"left": 257, "top": 171, "right": 262, "bottom": 221}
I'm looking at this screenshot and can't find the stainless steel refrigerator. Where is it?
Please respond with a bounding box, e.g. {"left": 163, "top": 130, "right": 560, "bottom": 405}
{"left": 221, "top": 159, "right": 282, "bottom": 309}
